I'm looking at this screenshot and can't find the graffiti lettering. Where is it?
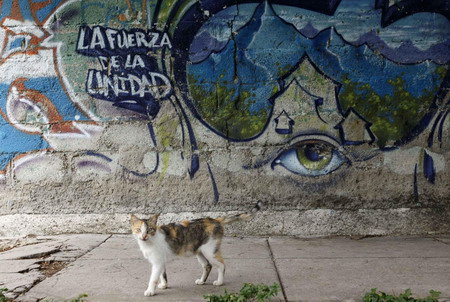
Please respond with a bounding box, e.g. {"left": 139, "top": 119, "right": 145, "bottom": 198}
{"left": 76, "top": 26, "right": 172, "bottom": 56}
{"left": 97, "top": 55, "right": 146, "bottom": 70}
{"left": 86, "top": 69, "right": 171, "bottom": 100}
{"left": 77, "top": 25, "right": 173, "bottom": 107}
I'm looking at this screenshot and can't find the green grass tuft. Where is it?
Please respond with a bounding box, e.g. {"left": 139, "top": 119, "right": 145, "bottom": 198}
{"left": 0, "top": 288, "right": 8, "bottom": 302}
{"left": 44, "top": 293, "right": 88, "bottom": 302}
{"left": 363, "top": 288, "right": 441, "bottom": 302}
{"left": 204, "top": 283, "right": 280, "bottom": 302}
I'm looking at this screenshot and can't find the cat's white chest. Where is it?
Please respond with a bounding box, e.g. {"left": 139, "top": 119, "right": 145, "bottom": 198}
{"left": 137, "top": 232, "right": 173, "bottom": 264}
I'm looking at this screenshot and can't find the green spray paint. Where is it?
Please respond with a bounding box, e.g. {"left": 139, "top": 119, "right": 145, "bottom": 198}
{"left": 188, "top": 75, "right": 269, "bottom": 140}
{"left": 339, "top": 68, "right": 448, "bottom": 147}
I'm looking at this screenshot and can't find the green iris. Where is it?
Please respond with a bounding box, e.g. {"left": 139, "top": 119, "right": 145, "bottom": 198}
{"left": 296, "top": 143, "right": 333, "bottom": 171}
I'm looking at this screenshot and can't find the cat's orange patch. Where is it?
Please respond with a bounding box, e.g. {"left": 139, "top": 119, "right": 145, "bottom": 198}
{"left": 163, "top": 225, "right": 177, "bottom": 238}
{"left": 130, "top": 216, "right": 144, "bottom": 234}
{"left": 214, "top": 251, "right": 224, "bottom": 264}
{"left": 216, "top": 217, "right": 225, "bottom": 224}
{"left": 204, "top": 220, "right": 217, "bottom": 234}
{"left": 180, "top": 220, "right": 190, "bottom": 227}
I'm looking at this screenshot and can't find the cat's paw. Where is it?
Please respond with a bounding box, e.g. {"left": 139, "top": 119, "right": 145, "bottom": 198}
{"left": 144, "top": 289, "right": 155, "bottom": 296}
{"left": 158, "top": 283, "right": 168, "bottom": 289}
{"left": 213, "top": 280, "right": 223, "bottom": 286}
{"left": 195, "top": 279, "right": 205, "bottom": 285}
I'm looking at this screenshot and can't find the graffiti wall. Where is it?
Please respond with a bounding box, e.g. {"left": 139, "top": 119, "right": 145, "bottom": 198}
{"left": 0, "top": 0, "right": 449, "bottom": 236}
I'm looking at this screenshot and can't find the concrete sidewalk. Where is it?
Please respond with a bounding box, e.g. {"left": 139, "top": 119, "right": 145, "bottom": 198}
{"left": 1, "top": 235, "right": 449, "bottom": 302}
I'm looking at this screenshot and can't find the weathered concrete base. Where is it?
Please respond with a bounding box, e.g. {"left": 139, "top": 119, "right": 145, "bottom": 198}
{"left": 1, "top": 207, "right": 449, "bottom": 237}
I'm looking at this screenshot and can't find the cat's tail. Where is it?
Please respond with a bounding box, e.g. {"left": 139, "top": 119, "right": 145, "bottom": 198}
{"left": 217, "top": 201, "right": 262, "bottom": 225}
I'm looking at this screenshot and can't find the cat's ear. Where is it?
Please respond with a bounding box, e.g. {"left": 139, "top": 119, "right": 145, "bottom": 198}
{"left": 148, "top": 214, "right": 160, "bottom": 226}
{"left": 130, "top": 214, "right": 140, "bottom": 225}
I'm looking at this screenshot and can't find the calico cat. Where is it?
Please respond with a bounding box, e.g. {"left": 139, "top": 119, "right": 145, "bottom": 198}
{"left": 130, "top": 202, "right": 261, "bottom": 297}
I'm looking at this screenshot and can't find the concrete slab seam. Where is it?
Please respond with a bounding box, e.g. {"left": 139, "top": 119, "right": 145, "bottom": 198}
{"left": 272, "top": 256, "right": 450, "bottom": 260}
{"left": 265, "top": 238, "right": 288, "bottom": 302}
{"left": 433, "top": 237, "right": 450, "bottom": 246}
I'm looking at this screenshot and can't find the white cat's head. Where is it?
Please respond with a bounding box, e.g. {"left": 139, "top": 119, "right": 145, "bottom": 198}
{"left": 130, "top": 214, "right": 160, "bottom": 241}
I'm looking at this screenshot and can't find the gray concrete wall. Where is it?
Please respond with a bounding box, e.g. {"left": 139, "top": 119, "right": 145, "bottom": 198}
{"left": 0, "top": 0, "right": 449, "bottom": 237}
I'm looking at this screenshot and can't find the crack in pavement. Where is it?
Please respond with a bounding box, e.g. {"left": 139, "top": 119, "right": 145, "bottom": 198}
{"left": 22, "top": 235, "right": 113, "bottom": 301}
{"left": 2, "top": 235, "right": 113, "bottom": 301}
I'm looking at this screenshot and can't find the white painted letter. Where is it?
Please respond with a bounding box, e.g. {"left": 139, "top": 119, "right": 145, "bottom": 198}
{"left": 98, "top": 56, "right": 109, "bottom": 69}
{"left": 135, "top": 31, "right": 149, "bottom": 47}
{"left": 129, "top": 74, "right": 142, "bottom": 96}
{"left": 149, "top": 72, "right": 171, "bottom": 98}
{"left": 110, "top": 56, "right": 120, "bottom": 69}
{"left": 105, "top": 28, "right": 118, "bottom": 49}
{"left": 77, "top": 27, "right": 89, "bottom": 50}
{"left": 128, "top": 33, "right": 136, "bottom": 47}
{"left": 90, "top": 26, "right": 106, "bottom": 49}
{"left": 160, "top": 33, "right": 172, "bottom": 49}
{"left": 132, "top": 55, "right": 145, "bottom": 68}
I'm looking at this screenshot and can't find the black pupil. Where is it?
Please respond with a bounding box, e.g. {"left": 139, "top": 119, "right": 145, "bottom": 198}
{"left": 303, "top": 144, "right": 325, "bottom": 162}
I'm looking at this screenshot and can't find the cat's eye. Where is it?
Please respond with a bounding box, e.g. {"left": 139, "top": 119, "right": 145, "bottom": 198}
{"left": 272, "top": 139, "right": 347, "bottom": 176}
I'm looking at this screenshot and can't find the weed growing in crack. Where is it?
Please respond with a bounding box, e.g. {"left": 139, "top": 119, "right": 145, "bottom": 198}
{"left": 363, "top": 288, "right": 441, "bottom": 302}
{"left": 44, "top": 293, "right": 88, "bottom": 302}
{"left": 204, "top": 283, "right": 280, "bottom": 302}
{"left": 0, "top": 288, "right": 8, "bottom": 302}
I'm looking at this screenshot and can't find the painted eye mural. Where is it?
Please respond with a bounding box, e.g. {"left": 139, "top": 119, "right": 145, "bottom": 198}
{"left": 272, "top": 138, "right": 348, "bottom": 177}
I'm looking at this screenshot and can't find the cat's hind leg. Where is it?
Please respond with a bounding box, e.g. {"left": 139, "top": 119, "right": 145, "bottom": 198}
{"left": 202, "top": 248, "right": 225, "bottom": 286}
{"left": 158, "top": 267, "right": 168, "bottom": 289}
{"left": 195, "top": 252, "right": 212, "bottom": 285}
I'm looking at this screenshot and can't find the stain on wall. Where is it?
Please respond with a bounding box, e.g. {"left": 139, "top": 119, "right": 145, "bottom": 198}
{"left": 0, "top": 0, "right": 449, "bottom": 235}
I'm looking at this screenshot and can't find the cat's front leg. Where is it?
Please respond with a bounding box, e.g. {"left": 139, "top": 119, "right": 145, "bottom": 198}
{"left": 144, "top": 264, "right": 164, "bottom": 296}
